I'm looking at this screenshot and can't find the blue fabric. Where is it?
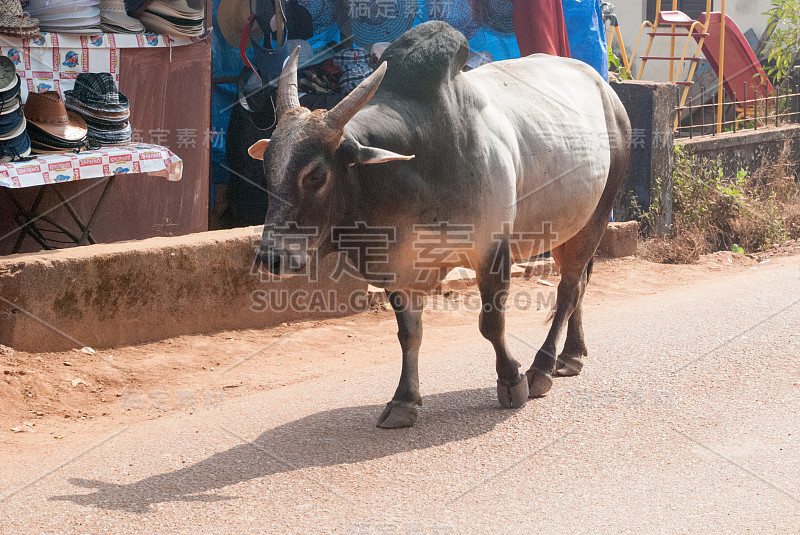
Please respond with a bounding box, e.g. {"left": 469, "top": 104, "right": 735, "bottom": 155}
{"left": 562, "top": 0, "right": 608, "bottom": 81}
{"left": 467, "top": 29, "right": 519, "bottom": 63}
{"left": 211, "top": 0, "right": 245, "bottom": 190}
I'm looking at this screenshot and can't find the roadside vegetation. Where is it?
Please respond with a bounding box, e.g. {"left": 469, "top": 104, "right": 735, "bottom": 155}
{"left": 638, "top": 145, "right": 800, "bottom": 263}
{"left": 761, "top": 0, "right": 800, "bottom": 86}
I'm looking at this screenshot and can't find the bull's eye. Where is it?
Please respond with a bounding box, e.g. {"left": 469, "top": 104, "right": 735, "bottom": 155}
{"left": 301, "top": 169, "right": 327, "bottom": 191}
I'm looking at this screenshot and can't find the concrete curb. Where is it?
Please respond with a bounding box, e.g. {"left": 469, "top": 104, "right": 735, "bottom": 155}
{"left": 0, "top": 227, "right": 367, "bottom": 352}
{"left": 0, "top": 220, "right": 627, "bottom": 352}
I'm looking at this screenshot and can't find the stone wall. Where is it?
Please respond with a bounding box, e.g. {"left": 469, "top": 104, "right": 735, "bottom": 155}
{"left": 676, "top": 124, "right": 800, "bottom": 179}
{"left": 610, "top": 80, "right": 678, "bottom": 235}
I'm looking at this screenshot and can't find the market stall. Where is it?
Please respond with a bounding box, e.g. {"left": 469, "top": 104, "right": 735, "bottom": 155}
{"left": 0, "top": 0, "right": 211, "bottom": 255}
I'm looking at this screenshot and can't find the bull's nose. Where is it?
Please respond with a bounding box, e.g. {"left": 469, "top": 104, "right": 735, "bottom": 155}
{"left": 255, "top": 250, "right": 281, "bottom": 274}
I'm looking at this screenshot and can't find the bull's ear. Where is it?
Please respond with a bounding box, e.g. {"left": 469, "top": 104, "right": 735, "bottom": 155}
{"left": 248, "top": 139, "right": 270, "bottom": 160}
{"left": 338, "top": 139, "right": 414, "bottom": 166}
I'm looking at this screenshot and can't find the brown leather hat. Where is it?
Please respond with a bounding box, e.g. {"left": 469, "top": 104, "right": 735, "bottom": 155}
{"left": 24, "top": 91, "right": 87, "bottom": 142}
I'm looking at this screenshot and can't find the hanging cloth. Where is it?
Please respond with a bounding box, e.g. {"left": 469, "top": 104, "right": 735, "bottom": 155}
{"left": 562, "top": 0, "right": 608, "bottom": 81}
{"left": 511, "top": 0, "right": 571, "bottom": 58}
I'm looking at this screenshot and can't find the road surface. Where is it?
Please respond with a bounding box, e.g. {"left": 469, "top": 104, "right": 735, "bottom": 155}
{"left": 1, "top": 255, "right": 799, "bottom": 533}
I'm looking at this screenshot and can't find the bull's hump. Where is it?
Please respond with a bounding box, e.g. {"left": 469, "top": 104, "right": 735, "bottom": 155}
{"left": 378, "top": 21, "right": 469, "bottom": 100}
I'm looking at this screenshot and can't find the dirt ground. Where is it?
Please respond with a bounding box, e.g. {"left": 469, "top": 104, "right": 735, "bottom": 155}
{"left": 2, "top": 239, "right": 799, "bottom": 453}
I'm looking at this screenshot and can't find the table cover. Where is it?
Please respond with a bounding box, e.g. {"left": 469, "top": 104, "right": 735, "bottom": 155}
{"left": 0, "top": 143, "right": 182, "bottom": 188}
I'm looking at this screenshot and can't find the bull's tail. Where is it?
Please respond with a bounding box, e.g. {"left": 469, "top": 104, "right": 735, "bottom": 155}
{"left": 544, "top": 257, "right": 593, "bottom": 325}
{"left": 545, "top": 303, "right": 557, "bottom": 325}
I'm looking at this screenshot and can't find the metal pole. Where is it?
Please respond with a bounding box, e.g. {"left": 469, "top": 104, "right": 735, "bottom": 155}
{"left": 775, "top": 87, "right": 779, "bottom": 127}
{"left": 768, "top": 86, "right": 772, "bottom": 125}
{"left": 754, "top": 90, "right": 758, "bottom": 130}
{"left": 794, "top": 83, "right": 800, "bottom": 123}
{"left": 712, "top": 92, "right": 716, "bottom": 136}
{"left": 669, "top": 0, "right": 678, "bottom": 81}
{"left": 717, "top": 4, "right": 726, "bottom": 134}
{"left": 796, "top": 82, "right": 799, "bottom": 122}
{"left": 676, "top": 85, "right": 681, "bottom": 138}
{"left": 743, "top": 81, "right": 747, "bottom": 120}
{"left": 701, "top": 85, "right": 705, "bottom": 133}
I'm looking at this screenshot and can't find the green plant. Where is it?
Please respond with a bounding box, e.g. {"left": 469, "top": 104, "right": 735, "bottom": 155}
{"left": 761, "top": 0, "right": 800, "bottom": 84}
{"left": 608, "top": 49, "right": 632, "bottom": 80}
{"left": 639, "top": 145, "right": 800, "bottom": 263}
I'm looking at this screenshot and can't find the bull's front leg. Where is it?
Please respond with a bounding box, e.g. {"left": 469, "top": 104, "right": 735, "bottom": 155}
{"left": 477, "top": 242, "right": 529, "bottom": 408}
{"left": 377, "top": 289, "right": 425, "bottom": 428}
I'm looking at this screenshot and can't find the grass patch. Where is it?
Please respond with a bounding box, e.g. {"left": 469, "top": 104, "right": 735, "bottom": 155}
{"left": 639, "top": 144, "right": 800, "bottom": 263}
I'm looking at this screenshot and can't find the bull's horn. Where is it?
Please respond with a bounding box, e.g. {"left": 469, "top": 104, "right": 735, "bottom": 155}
{"left": 276, "top": 46, "right": 301, "bottom": 120}
{"left": 325, "top": 62, "right": 387, "bottom": 131}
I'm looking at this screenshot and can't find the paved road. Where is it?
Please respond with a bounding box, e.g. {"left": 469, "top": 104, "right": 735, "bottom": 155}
{"left": 2, "top": 257, "right": 799, "bottom": 534}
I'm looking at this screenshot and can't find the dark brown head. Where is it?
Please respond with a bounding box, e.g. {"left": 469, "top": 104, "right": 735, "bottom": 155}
{"left": 250, "top": 47, "right": 414, "bottom": 276}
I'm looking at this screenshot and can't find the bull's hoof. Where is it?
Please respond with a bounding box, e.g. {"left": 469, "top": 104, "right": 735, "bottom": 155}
{"left": 376, "top": 401, "right": 419, "bottom": 428}
{"left": 526, "top": 369, "right": 554, "bottom": 397}
{"left": 554, "top": 355, "right": 584, "bottom": 377}
{"left": 497, "top": 374, "right": 529, "bottom": 408}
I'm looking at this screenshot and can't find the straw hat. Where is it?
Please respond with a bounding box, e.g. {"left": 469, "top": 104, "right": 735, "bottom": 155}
{"left": 138, "top": 11, "right": 205, "bottom": 37}
{"left": 148, "top": 0, "right": 204, "bottom": 19}
{"left": 0, "top": 0, "right": 41, "bottom": 39}
{"left": 140, "top": 0, "right": 206, "bottom": 37}
{"left": 217, "top": 0, "right": 263, "bottom": 48}
{"left": 99, "top": 0, "right": 145, "bottom": 33}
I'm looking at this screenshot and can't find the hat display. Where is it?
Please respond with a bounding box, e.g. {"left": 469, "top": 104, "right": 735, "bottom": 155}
{"left": 86, "top": 121, "right": 131, "bottom": 144}
{"left": 64, "top": 73, "right": 131, "bottom": 145}
{"left": 64, "top": 72, "right": 130, "bottom": 113}
{"left": 24, "top": 91, "right": 88, "bottom": 152}
{"left": 0, "top": 0, "right": 42, "bottom": 39}
{"left": 140, "top": 0, "right": 205, "bottom": 37}
{"left": 0, "top": 107, "right": 24, "bottom": 136}
{"left": 0, "top": 129, "right": 30, "bottom": 160}
{"left": 0, "top": 56, "right": 30, "bottom": 160}
{"left": 26, "top": 0, "right": 104, "bottom": 34}
{"left": 0, "top": 96, "right": 21, "bottom": 115}
{"left": 0, "top": 54, "right": 20, "bottom": 99}
{"left": 99, "top": 0, "right": 145, "bottom": 33}
{"left": 0, "top": 114, "right": 25, "bottom": 140}
{"left": 124, "top": 0, "right": 155, "bottom": 16}
{"left": 63, "top": 102, "right": 129, "bottom": 123}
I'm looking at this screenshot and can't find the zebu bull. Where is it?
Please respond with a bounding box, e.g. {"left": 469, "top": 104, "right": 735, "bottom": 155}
{"left": 249, "top": 22, "right": 631, "bottom": 428}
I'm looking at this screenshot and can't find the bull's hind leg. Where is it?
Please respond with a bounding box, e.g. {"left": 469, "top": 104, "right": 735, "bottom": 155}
{"left": 377, "top": 290, "right": 424, "bottom": 428}
{"left": 478, "top": 240, "right": 529, "bottom": 408}
{"left": 525, "top": 241, "right": 588, "bottom": 396}
{"left": 526, "top": 203, "right": 623, "bottom": 395}
{"left": 526, "top": 101, "right": 630, "bottom": 395}
{"left": 554, "top": 259, "right": 593, "bottom": 377}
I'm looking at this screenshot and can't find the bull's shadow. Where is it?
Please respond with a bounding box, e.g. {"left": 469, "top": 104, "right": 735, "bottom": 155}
{"left": 51, "top": 387, "right": 519, "bottom": 513}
